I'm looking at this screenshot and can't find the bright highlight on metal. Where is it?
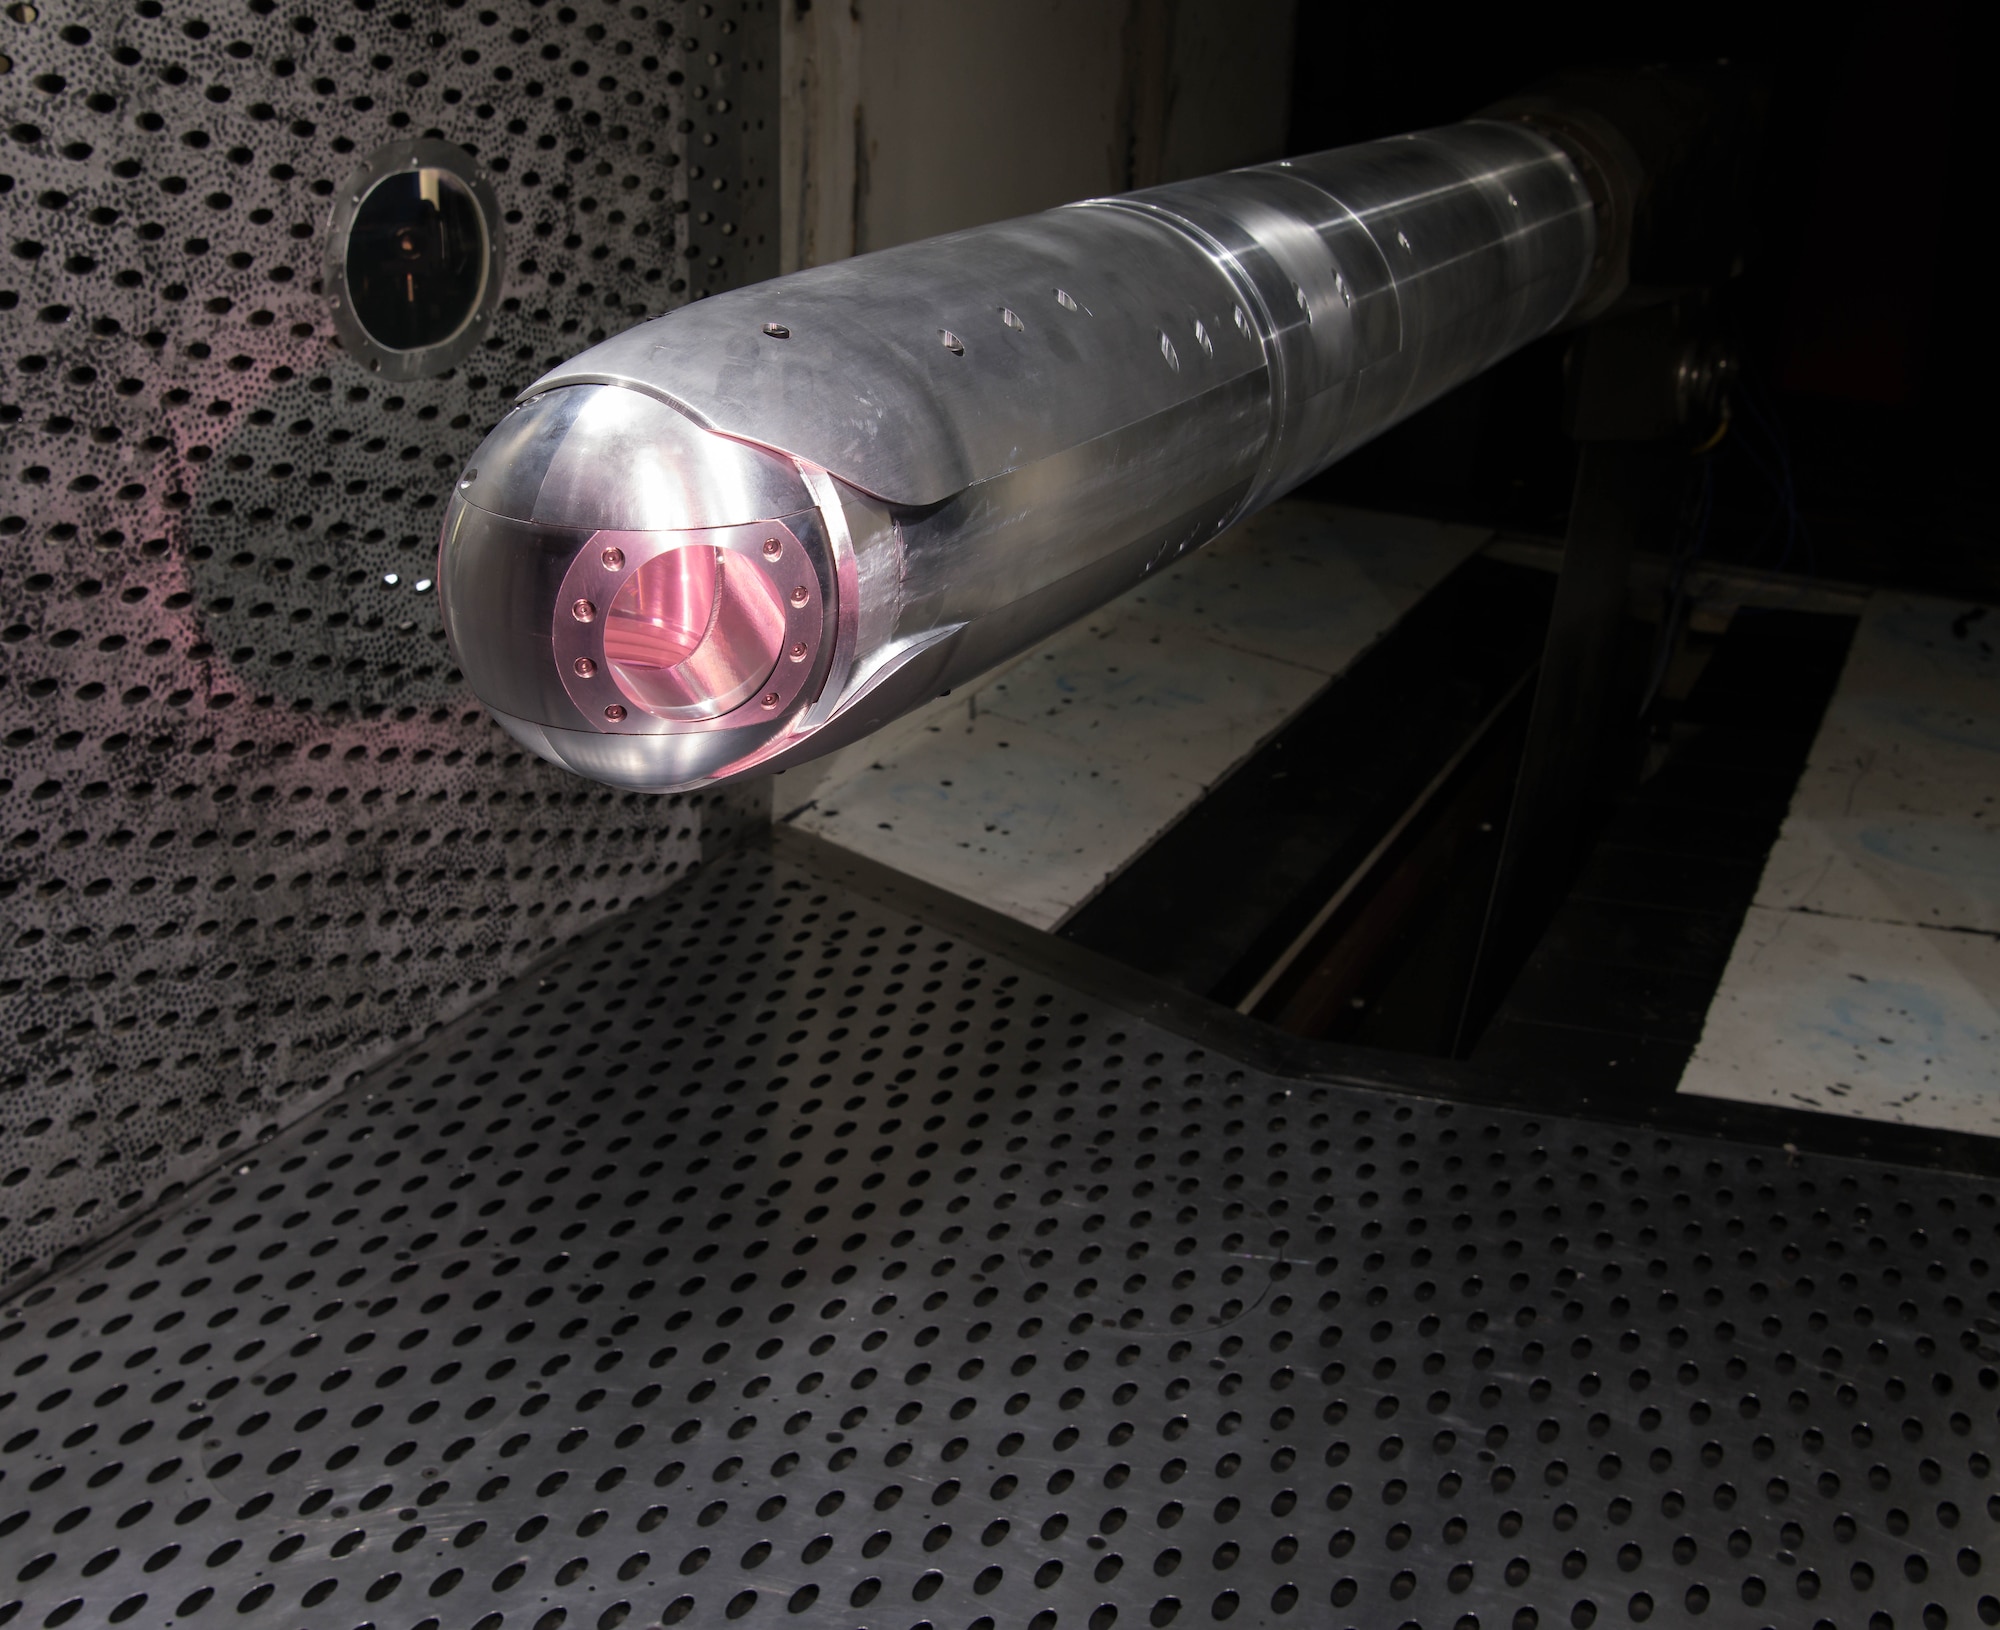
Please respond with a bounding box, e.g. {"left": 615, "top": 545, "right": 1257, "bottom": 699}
{"left": 438, "top": 119, "right": 1600, "bottom": 793}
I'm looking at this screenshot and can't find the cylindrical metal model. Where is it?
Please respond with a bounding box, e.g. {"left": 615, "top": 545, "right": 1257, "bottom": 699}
{"left": 438, "top": 117, "right": 1603, "bottom": 792}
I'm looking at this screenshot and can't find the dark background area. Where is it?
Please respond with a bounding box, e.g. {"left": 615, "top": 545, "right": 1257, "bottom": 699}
{"left": 1284, "top": 0, "right": 1990, "bottom": 599}
{"left": 1064, "top": 2, "right": 1989, "bottom": 1077}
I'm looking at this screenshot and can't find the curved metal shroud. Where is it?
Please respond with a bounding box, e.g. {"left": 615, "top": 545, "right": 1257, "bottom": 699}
{"left": 438, "top": 119, "right": 1595, "bottom": 792}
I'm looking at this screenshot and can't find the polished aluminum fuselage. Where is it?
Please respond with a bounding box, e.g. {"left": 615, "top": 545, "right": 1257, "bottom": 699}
{"left": 439, "top": 120, "right": 1595, "bottom": 791}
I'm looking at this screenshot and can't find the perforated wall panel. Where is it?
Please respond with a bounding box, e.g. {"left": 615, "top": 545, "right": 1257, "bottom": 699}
{"left": 0, "top": 0, "right": 779, "bottom": 1284}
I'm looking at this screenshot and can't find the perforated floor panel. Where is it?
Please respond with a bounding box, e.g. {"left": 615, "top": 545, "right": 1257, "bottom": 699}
{"left": 3, "top": 831, "right": 1997, "bottom": 1630}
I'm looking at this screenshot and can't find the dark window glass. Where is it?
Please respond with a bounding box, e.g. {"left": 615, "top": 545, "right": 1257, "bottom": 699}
{"left": 344, "top": 167, "right": 486, "bottom": 352}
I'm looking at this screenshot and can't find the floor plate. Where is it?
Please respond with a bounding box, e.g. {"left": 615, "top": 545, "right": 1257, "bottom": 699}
{"left": 1683, "top": 592, "right": 2000, "bottom": 1132}
{"left": 775, "top": 503, "right": 1488, "bottom": 930}
{"left": 3, "top": 836, "right": 1997, "bottom": 1630}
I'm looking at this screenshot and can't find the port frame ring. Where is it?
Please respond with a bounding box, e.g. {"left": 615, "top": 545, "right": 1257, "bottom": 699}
{"left": 552, "top": 519, "right": 824, "bottom": 733}
{"left": 324, "top": 138, "right": 506, "bottom": 381}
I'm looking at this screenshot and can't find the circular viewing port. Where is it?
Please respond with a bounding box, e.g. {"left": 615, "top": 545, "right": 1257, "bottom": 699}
{"left": 325, "top": 140, "right": 503, "bottom": 380}
{"left": 346, "top": 166, "right": 488, "bottom": 352}
{"left": 602, "top": 545, "right": 789, "bottom": 720}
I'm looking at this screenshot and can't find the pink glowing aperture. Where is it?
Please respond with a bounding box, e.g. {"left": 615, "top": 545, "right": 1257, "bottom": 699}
{"left": 599, "top": 543, "right": 790, "bottom": 720}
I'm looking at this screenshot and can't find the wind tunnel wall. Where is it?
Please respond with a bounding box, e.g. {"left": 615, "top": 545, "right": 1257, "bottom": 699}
{"left": 0, "top": 0, "right": 779, "bottom": 1287}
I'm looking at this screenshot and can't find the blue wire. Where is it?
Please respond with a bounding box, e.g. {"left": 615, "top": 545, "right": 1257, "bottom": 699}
{"left": 1731, "top": 368, "right": 1814, "bottom": 577}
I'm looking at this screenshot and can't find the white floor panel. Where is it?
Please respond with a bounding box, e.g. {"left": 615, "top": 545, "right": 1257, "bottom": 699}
{"left": 774, "top": 708, "right": 1204, "bottom": 930}
{"left": 773, "top": 500, "right": 1489, "bottom": 926}
{"left": 1112, "top": 500, "right": 1487, "bottom": 677}
{"left": 1682, "top": 590, "right": 2000, "bottom": 1129}
{"left": 1680, "top": 905, "right": 2000, "bottom": 1130}
{"left": 976, "top": 612, "right": 1328, "bottom": 770}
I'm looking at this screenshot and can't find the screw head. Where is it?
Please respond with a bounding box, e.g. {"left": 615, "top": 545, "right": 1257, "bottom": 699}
{"left": 603, "top": 704, "right": 627, "bottom": 722}
{"left": 789, "top": 585, "right": 809, "bottom": 606}
{"left": 762, "top": 322, "right": 790, "bottom": 339}
{"left": 762, "top": 537, "right": 782, "bottom": 558}
{"left": 600, "top": 546, "right": 625, "bottom": 571}
{"left": 570, "top": 598, "right": 596, "bottom": 623}
{"left": 759, "top": 692, "right": 781, "bottom": 709}
{"left": 788, "top": 642, "right": 808, "bottom": 662}
{"left": 573, "top": 657, "right": 597, "bottom": 678}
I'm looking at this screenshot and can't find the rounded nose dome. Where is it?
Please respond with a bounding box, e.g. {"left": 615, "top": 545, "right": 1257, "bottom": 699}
{"left": 437, "top": 385, "right": 819, "bottom": 746}
{"left": 455, "top": 383, "right": 813, "bottom": 531}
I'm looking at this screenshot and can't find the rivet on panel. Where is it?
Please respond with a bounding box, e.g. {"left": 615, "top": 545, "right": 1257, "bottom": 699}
{"left": 571, "top": 598, "right": 597, "bottom": 623}
{"left": 574, "top": 658, "right": 597, "bottom": 679}
{"left": 601, "top": 546, "right": 625, "bottom": 571}
{"left": 603, "top": 704, "right": 627, "bottom": 722}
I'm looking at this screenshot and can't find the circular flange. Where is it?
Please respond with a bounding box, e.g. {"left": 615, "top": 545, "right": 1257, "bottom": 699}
{"left": 324, "top": 138, "right": 505, "bottom": 380}
{"left": 553, "top": 520, "right": 825, "bottom": 733}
